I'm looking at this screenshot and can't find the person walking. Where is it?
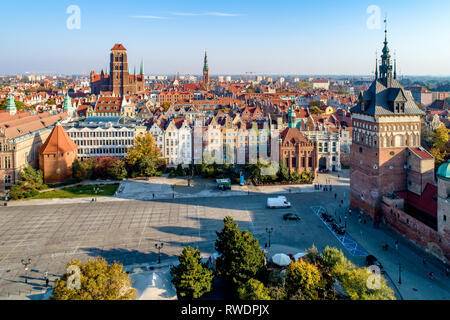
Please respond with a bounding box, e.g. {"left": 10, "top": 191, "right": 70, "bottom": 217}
{"left": 429, "top": 271, "right": 434, "bottom": 280}
{"left": 334, "top": 193, "right": 337, "bottom": 199}
{"left": 395, "top": 240, "right": 399, "bottom": 250}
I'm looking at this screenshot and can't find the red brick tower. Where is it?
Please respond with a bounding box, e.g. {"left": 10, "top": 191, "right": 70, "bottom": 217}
{"left": 110, "top": 44, "right": 130, "bottom": 96}
{"left": 350, "top": 24, "right": 425, "bottom": 221}
{"left": 38, "top": 124, "right": 78, "bottom": 184}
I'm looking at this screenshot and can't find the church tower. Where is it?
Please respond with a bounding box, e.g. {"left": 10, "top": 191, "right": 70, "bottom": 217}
{"left": 110, "top": 44, "right": 130, "bottom": 96}
{"left": 350, "top": 22, "right": 425, "bottom": 220}
{"left": 203, "top": 50, "right": 210, "bottom": 91}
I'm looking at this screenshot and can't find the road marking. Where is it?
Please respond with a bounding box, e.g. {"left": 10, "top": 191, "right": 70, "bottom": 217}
{"left": 311, "top": 206, "right": 368, "bottom": 256}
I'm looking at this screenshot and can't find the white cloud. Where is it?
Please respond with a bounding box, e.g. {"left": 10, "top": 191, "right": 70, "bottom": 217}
{"left": 130, "top": 15, "right": 167, "bottom": 19}
{"left": 170, "top": 12, "right": 244, "bottom": 17}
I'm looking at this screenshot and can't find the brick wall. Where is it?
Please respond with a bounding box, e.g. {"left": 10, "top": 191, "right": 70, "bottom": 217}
{"left": 381, "top": 201, "right": 450, "bottom": 263}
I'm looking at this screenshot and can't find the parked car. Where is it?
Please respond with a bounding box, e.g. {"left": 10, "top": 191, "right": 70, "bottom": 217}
{"left": 322, "top": 212, "right": 334, "bottom": 222}
{"left": 332, "top": 222, "right": 346, "bottom": 235}
{"left": 366, "top": 255, "right": 384, "bottom": 272}
{"left": 283, "top": 213, "right": 301, "bottom": 221}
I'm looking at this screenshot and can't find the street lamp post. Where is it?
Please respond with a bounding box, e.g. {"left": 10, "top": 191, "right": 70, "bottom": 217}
{"left": 155, "top": 243, "right": 164, "bottom": 264}
{"left": 266, "top": 228, "right": 273, "bottom": 248}
{"left": 398, "top": 263, "right": 402, "bottom": 284}
{"left": 21, "top": 258, "right": 32, "bottom": 284}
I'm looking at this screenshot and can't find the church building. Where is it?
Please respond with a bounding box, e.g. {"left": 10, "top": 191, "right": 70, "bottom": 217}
{"left": 90, "top": 44, "right": 145, "bottom": 96}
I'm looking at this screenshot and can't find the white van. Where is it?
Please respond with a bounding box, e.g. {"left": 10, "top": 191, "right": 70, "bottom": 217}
{"left": 267, "top": 196, "right": 291, "bottom": 208}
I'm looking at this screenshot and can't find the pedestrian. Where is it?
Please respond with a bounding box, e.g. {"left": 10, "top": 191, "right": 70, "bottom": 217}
{"left": 338, "top": 174, "right": 340, "bottom": 178}
{"left": 334, "top": 193, "right": 337, "bottom": 199}
{"left": 45, "top": 277, "right": 49, "bottom": 287}
{"left": 339, "top": 217, "right": 342, "bottom": 223}
{"left": 348, "top": 209, "right": 352, "bottom": 216}
{"left": 153, "top": 193, "right": 155, "bottom": 199}
{"left": 429, "top": 272, "right": 434, "bottom": 280}
{"left": 395, "top": 240, "right": 399, "bottom": 250}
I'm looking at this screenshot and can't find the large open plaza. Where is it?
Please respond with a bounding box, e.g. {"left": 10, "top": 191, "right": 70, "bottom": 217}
{"left": 0, "top": 171, "right": 449, "bottom": 300}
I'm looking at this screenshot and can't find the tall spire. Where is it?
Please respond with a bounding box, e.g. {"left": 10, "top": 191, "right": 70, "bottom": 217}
{"left": 140, "top": 59, "right": 144, "bottom": 75}
{"left": 203, "top": 50, "right": 209, "bottom": 72}
{"left": 375, "top": 51, "right": 378, "bottom": 79}
{"left": 379, "top": 17, "right": 393, "bottom": 81}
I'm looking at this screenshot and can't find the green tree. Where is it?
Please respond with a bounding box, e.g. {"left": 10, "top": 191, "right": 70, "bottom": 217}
{"left": 432, "top": 124, "right": 449, "bottom": 151}
{"left": 215, "top": 217, "right": 266, "bottom": 287}
{"left": 107, "top": 158, "right": 127, "bottom": 180}
{"left": 324, "top": 248, "right": 395, "bottom": 300}
{"left": 72, "top": 158, "right": 95, "bottom": 181}
{"left": 277, "top": 159, "right": 290, "bottom": 182}
{"left": 0, "top": 98, "right": 28, "bottom": 110}
{"left": 51, "top": 258, "right": 136, "bottom": 300}
{"left": 126, "top": 133, "right": 163, "bottom": 177}
{"left": 8, "top": 166, "right": 46, "bottom": 199}
{"left": 285, "top": 259, "right": 324, "bottom": 300}
{"left": 296, "top": 81, "right": 311, "bottom": 91}
{"left": 170, "top": 246, "right": 214, "bottom": 300}
{"left": 309, "top": 106, "right": 323, "bottom": 115}
{"left": 237, "top": 278, "right": 272, "bottom": 300}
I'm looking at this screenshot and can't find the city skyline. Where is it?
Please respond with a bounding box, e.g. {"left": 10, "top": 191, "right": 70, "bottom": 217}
{"left": 0, "top": 0, "right": 450, "bottom": 76}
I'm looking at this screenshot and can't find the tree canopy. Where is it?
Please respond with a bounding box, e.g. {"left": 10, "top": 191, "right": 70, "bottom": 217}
{"left": 51, "top": 258, "right": 136, "bottom": 300}
{"left": 126, "top": 133, "right": 164, "bottom": 177}
{"left": 215, "top": 216, "right": 266, "bottom": 287}
{"left": 170, "top": 246, "right": 214, "bottom": 299}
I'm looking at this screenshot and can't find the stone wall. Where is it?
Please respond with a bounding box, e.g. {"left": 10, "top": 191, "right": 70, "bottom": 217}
{"left": 381, "top": 201, "right": 450, "bottom": 263}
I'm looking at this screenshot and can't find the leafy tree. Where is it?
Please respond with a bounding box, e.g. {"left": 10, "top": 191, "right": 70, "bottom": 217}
{"left": 309, "top": 106, "right": 323, "bottom": 115}
{"left": 285, "top": 259, "right": 324, "bottom": 300}
{"left": 309, "top": 100, "right": 325, "bottom": 108}
{"left": 170, "top": 246, "right": 214, "bottom": 300}
{"left": 162, "top": 102, "right": 171, "bottom": 111}
{"left": 324, "top": 248, "right": 395, "bottom": 300}
{"left": 0, "top": 98, "right": 28, "bottom": 110}
{"left": 432, "top": 124, "right": 449, "bottom": 151}
{"left": 215, "top": 217, "right": 266, "bottom": 287}
{"left": 72, "top": 158, "right": 95, "bottom": 181}
{"left": 8, "top": 166, "right": 46, "bottom": 199}
{"left": 277, "top": 159, "right": 290, "bottom": 182}
{"left": 51, "top": 258, "right": 136, "bottom": 300}
{"left": 126, "top": 133, "right": 163, "bottom": 177}
{"left": 296, "top": 81, "right": 311, "bottom": 91}
{"left": 107, "top": 158, "right": 127, "bottom": 180}
{"left": 237, "top": 278, "right": 272, "bottom": 300}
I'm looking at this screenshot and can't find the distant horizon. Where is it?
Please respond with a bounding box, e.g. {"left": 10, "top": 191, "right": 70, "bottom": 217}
{"left": 1, "top": 0, "right": 449, "bottom": 77}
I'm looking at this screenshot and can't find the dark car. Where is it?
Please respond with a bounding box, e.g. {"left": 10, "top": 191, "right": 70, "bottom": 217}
{"left": 332, "top": 223, "right": 346, "bottom": 235}
{"left": 322, "top": 212, "right": 334, "bottom": 222}
{"left": 283, "top": 213, "right": 301, "bottom": 221}
{"left": 366, "top": 255, "right": 384, "bottom": 272}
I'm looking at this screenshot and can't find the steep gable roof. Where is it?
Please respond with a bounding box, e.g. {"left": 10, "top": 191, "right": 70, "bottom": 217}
{"left": 38, "top": 124, "right": 78, "bottom": 155}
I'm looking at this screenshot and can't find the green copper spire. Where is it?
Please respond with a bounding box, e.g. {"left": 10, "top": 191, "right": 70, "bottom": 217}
{"left": 6, "top": 94, "right": 16, "bottom": 113}
{"left": 288, "top": 104, "right": 296, "bottom": 128}
{"left": 134, "top": 65, "right": 136, "bottom": 77}
{"left": 140, "top": 59, "right": 144, "bottom": 75}
{"left": 63, "top": 93, "right": 73, "bottom": 112}
{"left": 203, "top": 50, "right": 209, "bottom": 72}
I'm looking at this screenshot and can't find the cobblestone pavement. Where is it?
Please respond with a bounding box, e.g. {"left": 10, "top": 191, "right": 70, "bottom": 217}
{"left": 0, "top": 170, "right": 448, "bottom": 300}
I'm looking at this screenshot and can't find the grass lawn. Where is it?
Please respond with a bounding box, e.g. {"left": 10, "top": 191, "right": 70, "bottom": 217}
{"left": 30, "top": 184, "right": 120, "bottom": 200}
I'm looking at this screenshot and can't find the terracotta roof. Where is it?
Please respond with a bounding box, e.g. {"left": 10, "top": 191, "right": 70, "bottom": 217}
{"left": 38, "top": 124, "right": 78, "bottom": 155}
{"left": 280, "top": 127, "right": 310, "bottom": 144}
{"left": 111, "top": 44, "right": 126, "bottom": 51}
{"left": 409, "top": 147, "right": 434, "bottom": 160}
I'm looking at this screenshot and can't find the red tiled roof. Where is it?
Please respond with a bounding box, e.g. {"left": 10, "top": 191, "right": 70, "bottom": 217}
{"left": 409, "top": 147, "right": 434, "bottom": 160}
{"left": 111, "top": 44, "right": 126, "bottom": 51}
{"left": 38, "top": 124, "right": 78, "bottom": 155}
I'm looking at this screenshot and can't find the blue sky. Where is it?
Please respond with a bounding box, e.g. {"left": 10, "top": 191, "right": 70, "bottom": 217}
{"left": 0, "top": 0, "right": 449, "bottom": 76}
